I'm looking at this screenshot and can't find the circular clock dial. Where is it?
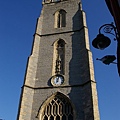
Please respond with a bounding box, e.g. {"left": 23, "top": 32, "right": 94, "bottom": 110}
{"left": 51, "top": 75, "right": 64, "bottom": 86}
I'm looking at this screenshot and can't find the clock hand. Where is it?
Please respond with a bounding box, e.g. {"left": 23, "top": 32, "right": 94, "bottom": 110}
{"left": 56, "top": 77, "right": 59, "bottom": 83}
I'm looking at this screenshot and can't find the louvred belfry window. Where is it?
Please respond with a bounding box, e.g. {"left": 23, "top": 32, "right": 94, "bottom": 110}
{"left": 54, "top": 9, "right": 66, "bottom": 28}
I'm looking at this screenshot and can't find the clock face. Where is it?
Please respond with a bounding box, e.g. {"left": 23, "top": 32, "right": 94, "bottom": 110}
{"left": 51, "top": 75, "right": 64, "bottom": 86}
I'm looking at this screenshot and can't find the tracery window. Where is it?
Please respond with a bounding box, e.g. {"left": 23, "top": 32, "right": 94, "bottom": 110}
{"left": 54, "top": 9, "right": 66, "bottom": 28}
{"left": 52, "top": 39, "right": 65, "bottom": 75}
{"left": 40, "top": 93, "right": 74, "bottom": 120}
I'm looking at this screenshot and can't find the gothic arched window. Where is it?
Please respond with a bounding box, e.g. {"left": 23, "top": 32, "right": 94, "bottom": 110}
{"left": 52, "top": 39, "right": 65, "bottom": 75}
{"left": 54, "top": 9, "right": 66, "bottom": 28}
{"left": 39, "top": 92, "right": 74, "bottom": 120}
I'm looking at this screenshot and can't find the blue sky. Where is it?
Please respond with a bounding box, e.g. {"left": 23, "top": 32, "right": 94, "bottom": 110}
{"left": 0, "top": 0, "right": 120, "bottom": 120}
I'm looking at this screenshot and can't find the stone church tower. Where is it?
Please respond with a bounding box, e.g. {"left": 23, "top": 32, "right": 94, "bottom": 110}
{"left": 17, "top": 0, "right": 100, "bottom": 120}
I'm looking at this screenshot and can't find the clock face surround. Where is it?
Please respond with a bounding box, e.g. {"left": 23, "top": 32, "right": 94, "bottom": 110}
{"left": 51, "top": 75, "right": 64, "bottom": 86}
